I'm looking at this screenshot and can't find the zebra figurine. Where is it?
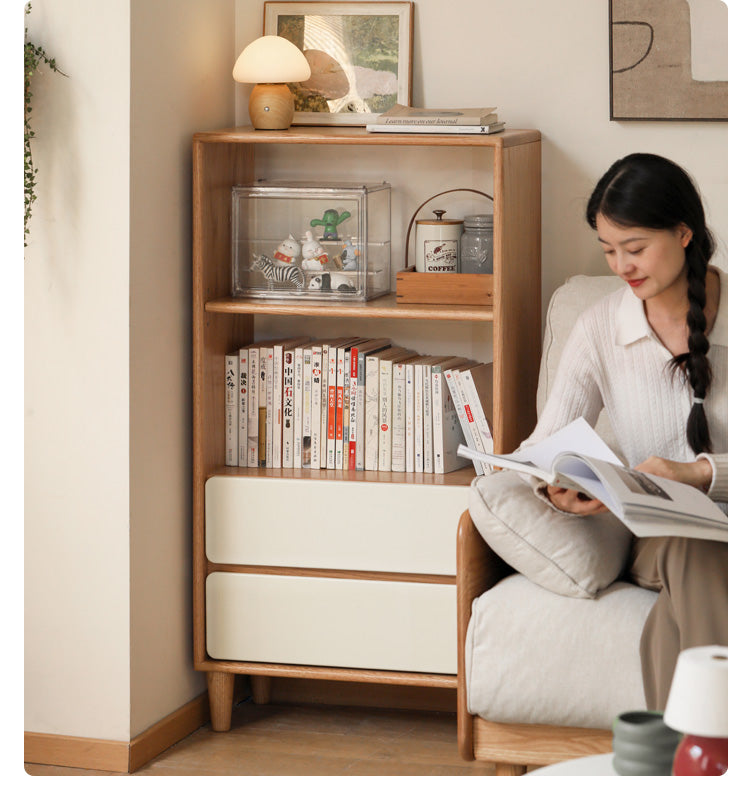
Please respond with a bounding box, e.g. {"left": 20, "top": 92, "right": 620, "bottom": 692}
{"left": 250, "top": 253, "right": 304, "bottom": 290}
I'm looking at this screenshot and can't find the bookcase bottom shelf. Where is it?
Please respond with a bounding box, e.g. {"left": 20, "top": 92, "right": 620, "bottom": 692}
{"left": 209, "top": 465, "right": 477, "bottom": 486}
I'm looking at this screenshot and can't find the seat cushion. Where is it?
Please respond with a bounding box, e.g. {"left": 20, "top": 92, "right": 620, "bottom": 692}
{"left": 469, "top": 470, "right": 633, "bottom": 598}
{"left": 465, "top": 574, "right": 658, "bottom": 729}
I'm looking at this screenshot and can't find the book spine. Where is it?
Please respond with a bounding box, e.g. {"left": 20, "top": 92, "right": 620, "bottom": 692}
{"left": 348, "top": 346, "right": 359, "bottom": 471}
{"left": 460, "top": 369, "right": 495, "bottom": 466}
{"left": 355, "top": 350, "right": 367, "bottom": 470}
{"left": 405, "top": 363, "right": 415, "bottom": 473}
{"left": 336, "top": 350, "right": 352, "bottom": 471}
{"left": 378, "top": 359, "right": 393, "bottom": 471}
{"left": 364, "top": 355, "right": 380, "bottom": 471}
{"left": 302, "top": 347, "right": 313, "bottom": 468}
{"left": 261, "top": 347, "right": 273, "bottom": 467}
{"left": 431, "top": 368, "right": 445, "bottom": 474}
{"left": 391, "top": 362, "right": 407, "bottom": 472}
{"left": 310, "top": 346, "right": 323, "bottom": 469}
{"left": 225, "top": 353, "right": 238, "bottom": 466}
{"left": 445, "top": 369, "right": 482, "bottom": 475}
{"left": 414, "top": 364, "right": 424, "bottom": 473}
{"left": 326, "top": 345, "right": 338, "bottom": 469}
{"left": 293, "top": 346, "right": 304, "bottom": 467}
{"left": 282, "top": 349, "right": 295, "bottom": 468}
{"left": 380, "top": 115, "right": 494, "bottom": 126}
{"left": 258, "top": 348, "right": 271, "bottom": 467}
{"left": 335, "top": 346, "right": 346, "bottom": 470}
{"left": 247, "top": 348, "right": 259, "bottom": 468}
{"left": 320, "top": 343, "right": 331, "bottom": 469}
{"left": 272, "top": 345, "right": 285, "bottom": 468}
{"left": 367, "top": 123, "right": 499, "bottom": 134}
{"left": 237, "top": 349, "right": 249, "bottom": 467}
{"left": 422, "top": 364, "right": 434, "bottom": 474}
{"left": 437, "top": 370, "right": 471, "bottom": 474}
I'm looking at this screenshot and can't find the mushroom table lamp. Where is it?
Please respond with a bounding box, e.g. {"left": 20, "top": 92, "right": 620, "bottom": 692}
{"left": 663, "top": 645, "right": 728, "bottom": 776}
{"left": 233, "top": 35, "right": 311, "bottom": 130}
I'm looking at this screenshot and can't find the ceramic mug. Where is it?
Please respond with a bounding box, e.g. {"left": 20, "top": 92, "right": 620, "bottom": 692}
{"left": 612, "top": 710, "right": 682, "bottom": 775}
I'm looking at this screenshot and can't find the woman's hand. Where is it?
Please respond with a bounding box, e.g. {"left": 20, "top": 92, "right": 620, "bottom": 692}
{"left": 546, "top": 486, "right": 609, "bottom": 515}
{"left": 634, "top": 456, "right": 713, "bottom": 492}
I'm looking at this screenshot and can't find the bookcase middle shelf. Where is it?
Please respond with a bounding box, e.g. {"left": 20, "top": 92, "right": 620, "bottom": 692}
{"left": 204, "top": 295, "right": 493, "bottom": 322}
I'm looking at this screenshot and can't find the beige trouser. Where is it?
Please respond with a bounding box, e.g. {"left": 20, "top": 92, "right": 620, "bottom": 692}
{"left": 628, "top": 536, "right": 728, "bottom": 710}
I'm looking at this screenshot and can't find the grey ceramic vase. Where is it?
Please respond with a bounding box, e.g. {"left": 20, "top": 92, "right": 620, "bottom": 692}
{"left": 612, "top": 711, "right": 682, "bottom": 775}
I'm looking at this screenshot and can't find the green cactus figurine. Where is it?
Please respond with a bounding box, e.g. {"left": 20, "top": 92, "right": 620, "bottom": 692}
{"left": 310, "top": 208, "right": 352, "bottom": 240}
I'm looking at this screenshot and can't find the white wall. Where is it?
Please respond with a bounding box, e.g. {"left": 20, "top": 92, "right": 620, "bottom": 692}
{"left": 24, "top": 0, "right": 235, "bottom": 742}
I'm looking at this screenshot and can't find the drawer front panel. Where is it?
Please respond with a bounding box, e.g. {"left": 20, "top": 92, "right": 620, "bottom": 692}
{"left": 206, "top": 572, "right": 457, "bottom": 675}
{"left": 205, "top": 476, "right": 467, "bottom": 574}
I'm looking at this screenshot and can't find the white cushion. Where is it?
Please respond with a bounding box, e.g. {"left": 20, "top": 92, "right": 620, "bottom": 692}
{"left": 465, "top": 574, "right": 658, "bottom": 729}
{"left": 469, "top": 470, "right": 633, "bottom": 598}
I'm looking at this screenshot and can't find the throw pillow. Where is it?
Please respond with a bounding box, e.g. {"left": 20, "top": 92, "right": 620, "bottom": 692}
{"left": 468, "top": 470, "right": 633, "bottom": 598}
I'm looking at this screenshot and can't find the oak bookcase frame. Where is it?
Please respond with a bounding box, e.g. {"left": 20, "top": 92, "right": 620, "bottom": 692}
{"left": 192, "top": 126, "right": 541, "bottom": 731}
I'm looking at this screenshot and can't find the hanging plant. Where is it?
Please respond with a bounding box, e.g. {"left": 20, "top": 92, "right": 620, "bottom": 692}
{"left": 24, "top": 3, "right": 66, "bottom": 245}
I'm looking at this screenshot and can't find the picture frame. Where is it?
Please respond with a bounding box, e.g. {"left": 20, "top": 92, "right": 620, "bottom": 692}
{"left": 609, "top": 0, "right": 727, "bottom": 121}
{"left": 263, "top": 1, "right": 414, "bottom": 126}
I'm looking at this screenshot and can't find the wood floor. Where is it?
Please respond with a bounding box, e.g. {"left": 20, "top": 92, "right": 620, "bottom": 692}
{"left": 24, "top": 698, "right": 496, "bottom": 776}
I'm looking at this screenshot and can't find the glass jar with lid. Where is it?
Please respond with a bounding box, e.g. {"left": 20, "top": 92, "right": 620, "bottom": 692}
{"left": 460, "top": 214, "right": 493, "bottom": 274}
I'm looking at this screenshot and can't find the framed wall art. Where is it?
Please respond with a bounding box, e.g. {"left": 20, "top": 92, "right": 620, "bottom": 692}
{"left": 609, "top": 0, "right": 727, "bottom": 121}
{"left": 263, "top": 1, "right": 414, "bottom": 126}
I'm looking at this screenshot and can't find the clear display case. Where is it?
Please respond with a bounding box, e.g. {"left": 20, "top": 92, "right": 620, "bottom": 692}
{"left": 232, "top": 182, "right": 391, "bottom": 301}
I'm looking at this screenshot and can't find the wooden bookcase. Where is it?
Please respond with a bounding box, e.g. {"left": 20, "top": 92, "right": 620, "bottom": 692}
{"left": 193, "top": 126, "right": 541, "bottom": 730}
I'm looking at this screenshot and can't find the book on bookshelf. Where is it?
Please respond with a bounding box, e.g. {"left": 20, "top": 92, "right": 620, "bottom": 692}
{"left": 282, "top": 348, "right": 295, "bottom": 468}
{"left": 273, "top": 337, "right": 310, "bottom": 469}
{"left": 334, "top": 338, "right": 365, "bottom": 470}
{"left": 310, "top": 342, "right": 323, "bottom": 469}
{"left": 247, "top": 345, "right": 261, "bottom": 468}
{"left": 391, "top": 361, "right": 410, "bottom": 472}
{"left": 460, "top": 363, "right": 494, "bottom": 464}
{"left": 378, "top": 349, "right": 417, "bottom": 471}
{"left": 259, "top": 345, "right": 273, "bottom": 467}
{"left": 444, "top": 367, "right": 482, "bottom": 475}
{"left": 411, "top": 355, "right": 453, "bottom": 474}
{"left": 348, "top": 338, "right": 391, "bottom": 470}
{"left": 364, "top": 346, "right": 412, "bottom": 471}
{"left": 432, "top": 357, "right": 474, "bottom": 474}
{"left": 225, "top": 352, "right": 239, "bottom": 466}
{"left": 366, "top": 121, "right": 505, "bottom": 135}
{"left": 237, "top": 347, "right": 250, "bottom": 467}
{"left": 302, "top": 345, "right": 313, "bottom": 468}
{"left": 404, "top": 362, "right": 416, "bottom": 473}
{"left": 374, "top": 104, "right": 498, "bottom": 125}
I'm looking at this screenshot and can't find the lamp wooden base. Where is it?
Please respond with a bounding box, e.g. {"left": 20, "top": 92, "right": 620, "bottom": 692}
{"left": 249, "top": 83, "right": 295, "bottom": 130}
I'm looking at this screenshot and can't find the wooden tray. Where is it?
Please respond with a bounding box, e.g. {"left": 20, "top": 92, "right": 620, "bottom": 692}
{"left": 395, "top": 267, "right": 493, "bottom": 306}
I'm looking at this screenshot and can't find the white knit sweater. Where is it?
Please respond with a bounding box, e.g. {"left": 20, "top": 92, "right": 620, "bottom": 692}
{"left": 522, "top": 268, "right": 728, "bottom": 503}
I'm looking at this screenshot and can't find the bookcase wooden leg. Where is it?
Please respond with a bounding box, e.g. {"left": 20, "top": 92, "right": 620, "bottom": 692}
{"left": 495, "top": 763, "right": 526, "bottom": 775}
{"left": 250, "top": 675, "right": 272, "bottom": 705}
{"left": 207, "top": 671, "right": 235, "bottom": 732}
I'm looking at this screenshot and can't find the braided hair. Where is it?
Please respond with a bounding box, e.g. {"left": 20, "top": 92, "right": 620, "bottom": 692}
{"left": 585, "top": 153, "right": 715, "bottom": 454}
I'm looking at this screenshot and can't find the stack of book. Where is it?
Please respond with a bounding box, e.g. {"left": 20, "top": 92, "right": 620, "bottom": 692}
{"left": 366, "top": 104, "right": 505, "bottom": 135}
{"left": 225, "top": 337, "right": 494, "bottom": 474}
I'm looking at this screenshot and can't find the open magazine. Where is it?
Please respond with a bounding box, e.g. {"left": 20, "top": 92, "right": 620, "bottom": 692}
{"left": 458, "top": 417, "right": 727, "bottom": 542}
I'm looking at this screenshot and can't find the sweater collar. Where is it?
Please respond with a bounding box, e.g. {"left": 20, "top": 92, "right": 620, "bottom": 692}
{"left": 615, "top": 266, "right": 728, "bottom": 347}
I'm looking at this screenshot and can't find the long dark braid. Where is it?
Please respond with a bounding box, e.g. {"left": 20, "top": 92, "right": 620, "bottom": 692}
{"left": 586, "top": 153, "right": 715, "bottom": 454}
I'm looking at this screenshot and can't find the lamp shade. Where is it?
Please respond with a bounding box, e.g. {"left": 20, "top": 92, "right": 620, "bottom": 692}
{"left": 233, "top": 35, "right": 311, "bottom": 84}
{"left": 663, "top": 645, "right": 728, "bottom": 737}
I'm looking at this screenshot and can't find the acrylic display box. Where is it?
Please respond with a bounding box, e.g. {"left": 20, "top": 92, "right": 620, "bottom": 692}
{"left": 231, "top": 182, "right": 391, "bottom": 301}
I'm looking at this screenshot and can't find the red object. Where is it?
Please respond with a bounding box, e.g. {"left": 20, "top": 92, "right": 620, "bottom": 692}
{"left": 672, "top": 735, "right": 728, "bottom": 775}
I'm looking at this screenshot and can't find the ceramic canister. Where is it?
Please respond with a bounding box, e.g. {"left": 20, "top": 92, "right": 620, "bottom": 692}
{"left": 415, "top": 210, "right": 463, "bottom": 273}
{"left": 612, "top": 711, "right": 682, "bottom": 776}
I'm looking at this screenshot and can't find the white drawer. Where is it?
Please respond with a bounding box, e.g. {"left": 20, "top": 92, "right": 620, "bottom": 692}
{"left": 205, "top": 572, "right": 457, "bottom": 674}
{"left": 205, "top": 476, "right": 467, "bottom": 575}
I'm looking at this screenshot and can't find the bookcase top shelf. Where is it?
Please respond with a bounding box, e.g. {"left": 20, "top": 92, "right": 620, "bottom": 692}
{"left": 194, "top": 125, "right": 541, "bottom": 149}
{"left": 205, "top": 295, "right": 492, "bottom": 322}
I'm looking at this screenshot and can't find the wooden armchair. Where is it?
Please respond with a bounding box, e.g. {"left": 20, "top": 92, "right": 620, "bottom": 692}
{"left": 456, "top": 509, "right": 612, "bottom": 775}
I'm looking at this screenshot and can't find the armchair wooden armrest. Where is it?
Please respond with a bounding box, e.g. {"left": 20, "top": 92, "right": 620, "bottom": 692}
{"left": 456, "top": 508, "right": 512, "bottom": 760}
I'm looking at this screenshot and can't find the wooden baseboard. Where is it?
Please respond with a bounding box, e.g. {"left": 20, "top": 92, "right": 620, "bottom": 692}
{"left": 24, "top": 693, "right": 211, "bottom": 774}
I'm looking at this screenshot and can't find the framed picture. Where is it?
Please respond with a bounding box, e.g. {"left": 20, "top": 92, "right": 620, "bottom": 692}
{"left": 263, "top": 1, "right": 413, "bottom": 126}
{"left": 609, "top": 0, "right": 727, "bottom": 121}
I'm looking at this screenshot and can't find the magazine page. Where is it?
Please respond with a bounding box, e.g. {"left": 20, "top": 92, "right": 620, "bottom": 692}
{"left": 553, "top": 454, "right": 728, "bottom": 529}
